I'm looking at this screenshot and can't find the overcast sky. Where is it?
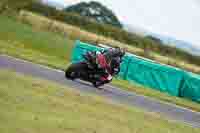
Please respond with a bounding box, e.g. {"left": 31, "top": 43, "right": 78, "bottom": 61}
{"left": 46, "top": 0, "right": 200, "bottom": 48}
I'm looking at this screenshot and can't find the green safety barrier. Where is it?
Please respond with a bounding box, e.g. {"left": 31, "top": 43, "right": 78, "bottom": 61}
{"left": 180, "top": 72, "right": 200, "bottom": 102}
{"left": 71, "top": 40, "right": 102, "bottom": 63}
{"left": 123, "top": 55, "right": 184, "bottom": 96}
{"left": 71, "top": 40, "right": 200, "bottom": 102}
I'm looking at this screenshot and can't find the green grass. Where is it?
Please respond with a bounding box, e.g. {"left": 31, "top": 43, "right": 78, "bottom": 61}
{"left": 1, "top": 14, "right": 200, "bottom": 113}
{"left": 0, "top": 15, "right": 74, "bottom": 69}
{"left": 0, "top": 69, "right": 199, "bottom": 132}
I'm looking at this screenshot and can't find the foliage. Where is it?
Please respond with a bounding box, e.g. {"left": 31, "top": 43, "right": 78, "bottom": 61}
{"left": 64, "top": 1, "right": 122, "bottom": 28}
{"left": 23, "top": 3, "right": 159, "bottom": 49}
{"left": 0, "top": 0, "right": 35, "bottom": 11}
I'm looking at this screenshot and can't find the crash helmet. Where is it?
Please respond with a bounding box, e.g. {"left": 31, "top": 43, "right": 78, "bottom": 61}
{"left": 115, "top": 47, "right": 125, "bottom": 57}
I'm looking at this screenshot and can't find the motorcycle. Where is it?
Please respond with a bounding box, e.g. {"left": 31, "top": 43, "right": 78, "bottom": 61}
{"left": 65, "top": 50, "right": 121, "bottom": 88}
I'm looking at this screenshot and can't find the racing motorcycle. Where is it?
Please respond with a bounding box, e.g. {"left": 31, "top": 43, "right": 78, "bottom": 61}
{"left": 65, "top": 50, "right": 122, "bottom": 88}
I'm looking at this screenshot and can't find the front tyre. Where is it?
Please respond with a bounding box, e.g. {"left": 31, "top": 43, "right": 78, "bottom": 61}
{"left": 65, "top": 62, "right": 87, "bottom": 80}
{"left": 65, "top": 65, "right": 75, "bottom": 80}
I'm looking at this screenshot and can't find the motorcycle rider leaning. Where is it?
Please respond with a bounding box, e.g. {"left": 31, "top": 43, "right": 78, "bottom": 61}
{"left": 102, "top": 47, "right": 125, "bottom": 75}
{"left": 85, "top": 46, "right": 125, "bottom": 74}
{"left": 65, "top": 46, "right": 126, "bottom": 88}
{"left": 95, "top": 47, "right": 125, "bottom": 80}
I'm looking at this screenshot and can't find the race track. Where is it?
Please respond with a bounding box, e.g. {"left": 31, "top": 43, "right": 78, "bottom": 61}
{"left": 0, "top": 55, "right": 200, "bottom": 128}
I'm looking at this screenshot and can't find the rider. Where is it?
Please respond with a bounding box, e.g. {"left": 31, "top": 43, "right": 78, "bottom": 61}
{"left": 85, "top": 46, "right": 125, "bottom": 77}
{"left": 85, "top": 46, "right": 125, "bottom": 71}
{"left": 102, "top": 47, "right": 125, "bottom": 75}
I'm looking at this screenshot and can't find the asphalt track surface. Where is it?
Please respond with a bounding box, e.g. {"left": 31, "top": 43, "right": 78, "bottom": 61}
{"left": 0, "top": 55, "right": 200, "bottom": 128}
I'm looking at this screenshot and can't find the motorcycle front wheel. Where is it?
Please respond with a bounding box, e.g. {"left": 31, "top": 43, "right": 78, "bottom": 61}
{"left": 65, "top": 62, "right": 87, "bottom": 80}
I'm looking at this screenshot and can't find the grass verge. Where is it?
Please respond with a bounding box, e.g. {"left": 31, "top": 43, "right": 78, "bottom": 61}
{"left": 0, "top": 69, "right": 199, "bottom": 132}
{"left": 0, "top": 15, "right": 74, "bottom": 69}
{"left": 0, "top": 14, "right": 200, "bottom": 113}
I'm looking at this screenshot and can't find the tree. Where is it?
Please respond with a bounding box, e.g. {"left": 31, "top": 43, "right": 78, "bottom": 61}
{"left": 64, "top": 1, "right": 122, "bottom": 28}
